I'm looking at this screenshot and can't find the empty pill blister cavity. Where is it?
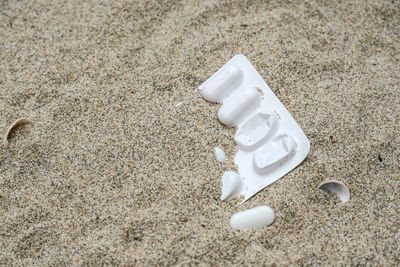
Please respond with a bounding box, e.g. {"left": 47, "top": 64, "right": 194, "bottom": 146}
{"left": 199, "top": 54, "right": 310, "bottom": 202}
{"left": 253, "top": 134, "right": 297, "bottom": 174}
{"left": 234, "top": 112, "right": 279, "bottom": 150}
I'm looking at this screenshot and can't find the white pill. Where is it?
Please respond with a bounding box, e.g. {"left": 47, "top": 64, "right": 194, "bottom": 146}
{"left": 218, "top": 87, "right": 261, "bottom": 127}
{"left": 230, "top": 206, "right": 275, "bottom": 230}
{"left": 202, "top": 65, "right": 243, "bottom": 103}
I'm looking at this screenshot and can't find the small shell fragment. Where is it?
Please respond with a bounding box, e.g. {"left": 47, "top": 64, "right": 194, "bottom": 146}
{"left": 318, "top": 180, "right": 350, "bottom": 202}
{"left": 230, "top": 206, "right": 275, "bottom": 230}
{"left": 214, "top": 147, "right": 226, "bottom": 162}
{"left": 4, "top": 117, "right": 33, "bottom": 149}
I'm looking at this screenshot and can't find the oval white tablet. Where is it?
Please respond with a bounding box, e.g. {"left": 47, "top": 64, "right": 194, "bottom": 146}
{"left": 230, "top": 206, "right": 275, "bottom": 230}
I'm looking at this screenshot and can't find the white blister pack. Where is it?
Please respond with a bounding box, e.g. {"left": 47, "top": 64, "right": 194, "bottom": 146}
{"left": 199, "top": 54, "right": 310, "bottom": 202}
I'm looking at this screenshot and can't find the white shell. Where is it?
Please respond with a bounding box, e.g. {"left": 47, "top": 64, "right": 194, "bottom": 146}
{"left": 221, "top": 171, "right": 243, "bottom": 201}
{"left": 230, "top": 206, "right": 275, "bottom": 230}
{"left": 318, "top": 180, "right": 350, "bottom": 202}
{"left": 214, "top": 147, "right": 226, "bottom": 162}
{"left": 4, "top": 117, "right": 33, "bottom": 148}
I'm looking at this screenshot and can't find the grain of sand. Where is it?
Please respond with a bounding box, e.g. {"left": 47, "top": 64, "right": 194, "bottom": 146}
{"left": 1, "top": 0, "right": 399, "bottom": 265}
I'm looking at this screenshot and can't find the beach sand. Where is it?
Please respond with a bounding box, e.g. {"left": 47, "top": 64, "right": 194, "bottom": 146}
{"left": 0, "top": 0, "right": 399, "bottom": 265}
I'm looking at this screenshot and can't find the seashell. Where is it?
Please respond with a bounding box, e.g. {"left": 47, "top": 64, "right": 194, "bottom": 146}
{"left": 318, "top": 180, "right": 350, "bottom": 202}
{"left": 4, "top": 117, "right": 33, "bottom": 149}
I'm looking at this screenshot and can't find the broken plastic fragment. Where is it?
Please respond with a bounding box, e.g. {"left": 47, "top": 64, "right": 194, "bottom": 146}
{"left": 4, "top": 117, "right": 33, "bottom": 149}
{"left": 318, "top": 180, "right": 350, "bottom": 202}
{"left": 230, "top": 206, "right": 275, "bottom": 230}
{"left": 214, "top": 147, "right": 226, "bottom": 162}
{"left": 221, "top": 171, "right": 243, "bottom": 201}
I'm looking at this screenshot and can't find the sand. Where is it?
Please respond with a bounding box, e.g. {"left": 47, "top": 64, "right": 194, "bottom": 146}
{"left": 0, "top": 0, "right": 399, "bottom": 265}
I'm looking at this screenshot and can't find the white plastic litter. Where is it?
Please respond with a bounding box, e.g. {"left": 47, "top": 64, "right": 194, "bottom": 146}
{"left": 199, "top": 55, "right": 310, "bottom": 202}
{"left": 214, "top": 147, "right": 226, "bottom": 162}
{"left": 230, "top": 206, "right": 275, "bottom": 230}
{"left": 318, "top": 180, "right": 350, "bottom": 202}
{"left": 221, "top": 171, "right": 243, "bottom": 201}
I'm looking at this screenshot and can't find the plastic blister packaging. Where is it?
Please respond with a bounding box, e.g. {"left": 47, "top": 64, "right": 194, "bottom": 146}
{"left": 199, "top": 55, "right": 310, "bottom": 202}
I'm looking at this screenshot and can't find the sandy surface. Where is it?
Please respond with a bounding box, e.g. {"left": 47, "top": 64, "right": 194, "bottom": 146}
{"left": 1, "top": 0, "right": 399, "bottom": 265}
